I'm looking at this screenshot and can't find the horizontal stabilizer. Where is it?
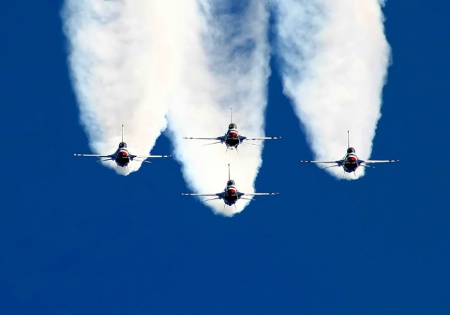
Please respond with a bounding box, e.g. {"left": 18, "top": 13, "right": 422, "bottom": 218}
{"left": 202, "top": 141, "right": 222, "bottom": 146}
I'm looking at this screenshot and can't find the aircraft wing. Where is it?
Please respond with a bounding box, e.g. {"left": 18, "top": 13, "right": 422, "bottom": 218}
{"left": 241, "top": 192, "right": 279, "bottom": 196}
{"left": 74, "top": 154, "right": 113, "bottom": 159}
{"left": 301, "top": 160, "right": 343, "bottom": 165}
{"left": 240, "top": 136, "right": 281, "bottom": 141}
{"left": 131, "top": 154, "right": 171, "bottom": 159}
{"left": 361, "top": 159, "right": 399, "bottom": 164}
{"left": 183, "top": 136, "right": 225, "bottom": 141}
{"left": 182, "top": 193, "right": 224, "bottom": 198}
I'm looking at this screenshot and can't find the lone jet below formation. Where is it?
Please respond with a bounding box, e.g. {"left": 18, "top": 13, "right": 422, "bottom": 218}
{"left": 183, "top": 108, "right": 281, "bottom": 151}
{"left": 74, "top": 125, "right": 171, "bottom": 168}
{"left": 182, "top": 164, "right": 278, "bottom": 207}
{"left": 301, "top": 131, "right": 399, "bottom": 175}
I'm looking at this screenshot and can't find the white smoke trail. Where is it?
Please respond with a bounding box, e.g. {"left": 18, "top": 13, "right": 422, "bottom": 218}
{"left": 62, "top": 0, "right": 186, "bottom": 175}
{"left": 272, "top": 0, "right": 390, "bottom": 179}
{"left": 166, "top": 0, "right": 271, "bottom": 216}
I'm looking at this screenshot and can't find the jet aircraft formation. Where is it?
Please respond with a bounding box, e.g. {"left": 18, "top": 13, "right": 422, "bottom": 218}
{"left": 74, "top": 112, "right": 399, "bottom": 210}
{"left": 181, "top": 108, "right": 280, "bottom": 208}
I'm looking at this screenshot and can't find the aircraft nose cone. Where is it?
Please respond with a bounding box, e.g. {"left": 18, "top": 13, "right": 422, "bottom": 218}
{"left": 230, "top": 131, "right": 238, "bottom": 138}
{"left": 228, "top": 188, "right": 236, "bottom": 194}
{"left": 348, "top": 156, "right": 356, "bottom": 162}
{"left": 120, "top": 151, "right": 128, "bottom": 157}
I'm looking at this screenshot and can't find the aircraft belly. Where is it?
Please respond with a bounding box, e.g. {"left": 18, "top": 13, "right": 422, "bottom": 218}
{"left": 116, "top": 157, "right": 130, "bottom": 167}
{"left": 226, "top": 138, "right": 240, "bottom": 147}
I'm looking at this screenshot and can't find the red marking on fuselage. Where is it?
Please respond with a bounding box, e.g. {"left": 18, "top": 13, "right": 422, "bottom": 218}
{"left": 229, "top": 131, "right": 238, "bottom": 138}
{"left": 348, "top": 156, "right": 357, "bottom": 162}
{"left": 228, "top": 188, "right": 237, "bottom": 194}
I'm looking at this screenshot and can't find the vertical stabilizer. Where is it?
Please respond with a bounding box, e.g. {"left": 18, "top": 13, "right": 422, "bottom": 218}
{"left": 347, "top": 130, "right": 350, "bottom": 148}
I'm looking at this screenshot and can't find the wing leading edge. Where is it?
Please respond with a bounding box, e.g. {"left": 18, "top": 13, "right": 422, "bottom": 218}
{"left": 241, "top": 192, "right": 279, "bottom": 196}
{"left": 74, "top": 154, "right": 113, "bottom": 158}
{"left": 301, "top": 160, "right": 343, "bottom": 165}
{"left": 361, "top": 159, "right": 399, "bottom": 164}
{"left": 131, "top": 155, "right": 171, "bottom": 159}
{"left": 183, "top": 136, "right": 225, "bottom": 141}
{"left": 182, "top": 193, "right": 224, "bottom": 197}
{"left": 241, "top": 136, "right": 281, "bottom": 141}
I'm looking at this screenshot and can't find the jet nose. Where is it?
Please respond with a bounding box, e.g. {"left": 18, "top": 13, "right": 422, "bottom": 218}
{"left": 230, "top": 131, "right": 238, "bottom": 138}
{"left": 228, "top": 188, "right": 237, "bottom": 194}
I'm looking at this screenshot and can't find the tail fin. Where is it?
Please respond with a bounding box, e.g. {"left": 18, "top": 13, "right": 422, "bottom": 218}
{"left": 347, "top": 130, "right": 350, "bottom": 148}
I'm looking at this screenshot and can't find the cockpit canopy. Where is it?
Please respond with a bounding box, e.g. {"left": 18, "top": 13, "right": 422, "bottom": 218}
{"left": 227, "top": 180, "right": 235, "bottom": 186}
{"left": 347, "top": 147, "right": 355, "bottom": 154}
{"left": 228, "top": 123, "right": 237, "bottom": 130}
{"left": 119, "top": 142, "right": 127, "bottom": 148}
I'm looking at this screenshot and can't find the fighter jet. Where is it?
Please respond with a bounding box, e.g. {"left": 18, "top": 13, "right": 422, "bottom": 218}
{"left": 301, "top": 131, "right": 399, "bottom": 175}
{"left": 182, "top": 164, "right": 278, "bottom": 207}
{"left": 183, "top": 108, "right": 281, "bottom": 151}
{"left": 74, "top": 125, "right": 170, "bottom": 168}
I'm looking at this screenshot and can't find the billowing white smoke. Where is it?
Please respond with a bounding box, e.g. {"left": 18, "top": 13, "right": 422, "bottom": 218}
{"left": 63, "top": 0, "right": 271, "bottom": 214}
{"left": 167, "top": 0, "right": 271, "bottom": 216}
{"left": 272, "top": 0, "right": 390, "bottom": 179}
{"left": 62, "top": 0, "right": 183, "bottom": 175}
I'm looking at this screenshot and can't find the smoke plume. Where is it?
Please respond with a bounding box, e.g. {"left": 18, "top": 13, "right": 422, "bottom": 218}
{"left": 62, "top": 0, "right": 176, "bottom": 175}
{"left": 272, "top": 0, "right": 390, "bottom": 179}
{"left": 166, "top": 0, "right": 271, "bottom": 216}
{"left": 63, "top": 0, "right": 271, "bottom": 215}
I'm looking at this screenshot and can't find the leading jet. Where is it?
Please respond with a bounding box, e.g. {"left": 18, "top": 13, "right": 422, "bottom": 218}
{"left": 74, "top": 125, "right": 170, "bottom": 168}
{"left": 182, "top": 164, "right": 278, "bottom": 207}
{"left": 183, "top": 108, "right": 281, "bottom": 151}
{"left": 301, "top": 131, "right": 399, "bottom": 175}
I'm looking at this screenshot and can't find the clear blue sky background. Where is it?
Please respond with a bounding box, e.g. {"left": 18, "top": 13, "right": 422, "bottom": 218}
{"left": 1, "top": 1, "right": 449, "bottom": 314}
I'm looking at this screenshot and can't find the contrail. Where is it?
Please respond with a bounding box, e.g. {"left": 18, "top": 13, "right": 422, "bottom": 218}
{"left": 167, "top": 0, "right": 271, "bottom": 216}
{"left": 272, "top": 0, "right": 390, "bottom": 179}
{"left": 62, "top": 0, "right": 184, "bottom": 175}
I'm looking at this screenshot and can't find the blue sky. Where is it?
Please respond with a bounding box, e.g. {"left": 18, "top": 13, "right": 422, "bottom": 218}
{"left": 1, "top": 1, "right": 449, "bottom": 314}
